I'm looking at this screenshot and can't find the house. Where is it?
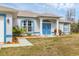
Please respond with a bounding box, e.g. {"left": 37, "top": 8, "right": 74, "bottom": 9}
{"left": 0, "top": 6, "right": 71, "bottom": 44}
{"left": 0, "top": 6, "right": 17, "bottom": 44}
{"left": 15, "top": 11, "right": 71, "bottom": 36}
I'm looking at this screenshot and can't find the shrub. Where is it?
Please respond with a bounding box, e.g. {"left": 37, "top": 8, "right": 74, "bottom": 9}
{"left": 27, "top": 33, "right": 32, "bottom": 36}
{"left": 54, "top": 29, "right": 62, "bottom": 35}
{"left": 13, "top": 26, "right": 27, "bottom": 36}
{"left": 71, "top": 23, "right": 79, "bottom": 33}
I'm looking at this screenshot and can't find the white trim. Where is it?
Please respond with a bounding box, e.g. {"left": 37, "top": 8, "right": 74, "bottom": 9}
{"left": 21, "top": 19, "right": 34, "bottom": 33}
{"left": 40, "top": 18, "right": 43, "bottom": 35}
{"left": 56, "top": 19, "right": 59, "bottom": 36}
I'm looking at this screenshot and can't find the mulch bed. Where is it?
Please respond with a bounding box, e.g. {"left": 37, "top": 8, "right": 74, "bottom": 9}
{"left": 6, "top": 37, "right": 19, "bottom": 44}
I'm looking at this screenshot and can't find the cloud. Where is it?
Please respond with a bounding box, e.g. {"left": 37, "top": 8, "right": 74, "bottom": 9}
{"left": 46, "top": 3, "right": 75, "bottom": 10}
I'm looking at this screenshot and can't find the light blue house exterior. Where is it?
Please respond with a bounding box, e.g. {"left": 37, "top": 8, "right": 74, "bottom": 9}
{"left": 0, "top": 6, "right": 71, "bottom": 44}
{"left": 0, "top": 6, "right": 17, "bottom": 44}
{"left": 15, "top": 11, "right": 71, "bottom": 37}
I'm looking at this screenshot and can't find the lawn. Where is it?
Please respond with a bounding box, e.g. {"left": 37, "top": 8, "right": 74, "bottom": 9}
{"left": 0, "top": 34, "right": 79, "bottom": 56}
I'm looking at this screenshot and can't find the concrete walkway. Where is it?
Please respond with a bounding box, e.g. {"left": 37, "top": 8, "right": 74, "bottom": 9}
{"left": 2, "top": 38, "right": 33, "bottom": 48}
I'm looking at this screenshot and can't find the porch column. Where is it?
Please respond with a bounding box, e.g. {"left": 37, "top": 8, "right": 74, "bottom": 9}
{"left": 40, "top": 18, "right": 43, "bottom": 35}
{"left": 56, "top": 19, "right": 59, "bottom": 36}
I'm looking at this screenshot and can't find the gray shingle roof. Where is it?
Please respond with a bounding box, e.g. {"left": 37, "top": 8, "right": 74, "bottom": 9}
{"left": 17, "top": 10, "right": 61, "bottom": 18}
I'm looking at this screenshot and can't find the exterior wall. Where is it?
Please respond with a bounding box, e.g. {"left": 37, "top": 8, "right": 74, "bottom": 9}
{"left": 16, "top": 17, "right": 38, "bottom": 34}
{"left": 59, "top": 23, "right": 70, "bottom": 35}
{"left": 0, "top": 16, "right": 4, "bottom": 42}
{"left": 16, "top": 17, "right": 41, "bottom": 35}
{"left": 13, "top": 18, "right": 17, "bottom": 27}
{"left": 6, "top": 13, "right": 13, "bottom": 42}
{"left": 59, "top": 23, "right": 64, "bottom": 33}
{"left": 63, "top": 23, "right": 70, "bottom": 34}
{"left": 0, "top": 13, "right": 13, "bottom": 43}
{"left": 51, "top": 21, "right": 56, "bottom": 35}
{"left": 33, "top": 19, "right": 40, "bottom": 35}
{"left": 16, "top": 17, "right": 71, "bottom": 36}
{"left": 17, "top": 18, "right": 25, "bottom": 27}
{"left": 40, "top": 19, "right": 57, "bottom": 36}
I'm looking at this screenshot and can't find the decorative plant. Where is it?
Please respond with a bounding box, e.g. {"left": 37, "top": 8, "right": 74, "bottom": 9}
{"left": 54, "top": 28, "right": 62, "bottom": 35}
{"left": 13, "top": 26, "right": 27, "bottom": 36}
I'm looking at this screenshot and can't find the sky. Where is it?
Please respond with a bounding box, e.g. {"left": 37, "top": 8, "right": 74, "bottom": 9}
{"left": 0, "top": 3, "right": 79, "bottom": 21}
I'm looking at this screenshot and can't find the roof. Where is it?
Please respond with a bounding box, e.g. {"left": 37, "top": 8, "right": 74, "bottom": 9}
{"left": 17, "top": 10, "right": 39, "bottom": 17}
{"left": 59, "top": 18, "right": 71, "bottom": 23}
{"left": 38, "top": 13, "right": 61, "bottom": 18}
{"left": 0, "top": 6, "right": 17, "bottom": 13}
{"left": 17, "top": 10, "right": 61, "bottom": 18}
{"left": 0, "top": 6, "right": 18, "bottom": 19}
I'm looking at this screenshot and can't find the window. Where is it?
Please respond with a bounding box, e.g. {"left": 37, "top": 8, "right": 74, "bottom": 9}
{"left": 21, "top": 20, "right": 34, "bottom": 32}
{"left": 28, "top": 21, "right": 33, "bottom": 32}
{"left": 64, "top": 24, "right": 69, "bottom": 32}
{"left": 21, "top": 20, "right": 27, "bottom": 28}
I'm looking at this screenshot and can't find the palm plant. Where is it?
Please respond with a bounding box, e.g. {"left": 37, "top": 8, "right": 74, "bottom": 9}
{"left": 13, "top": 26, "right": 27, "bottom": 36}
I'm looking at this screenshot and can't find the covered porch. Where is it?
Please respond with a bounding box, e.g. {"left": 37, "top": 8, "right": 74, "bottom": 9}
{"left": 39, "top": 16, "right": 60, "bottom": 36}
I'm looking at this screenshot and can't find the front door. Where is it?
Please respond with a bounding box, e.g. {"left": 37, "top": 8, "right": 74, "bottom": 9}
{"left": 42, "top": 23, "right": 51, "bottom": 35}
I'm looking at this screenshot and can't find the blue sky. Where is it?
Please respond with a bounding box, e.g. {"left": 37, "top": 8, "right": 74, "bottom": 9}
{"left": 0, "top": 3, "right": 79, "bottom": 21}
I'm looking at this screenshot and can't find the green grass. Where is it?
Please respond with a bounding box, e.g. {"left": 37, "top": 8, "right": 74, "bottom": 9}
{"left": 0, "top": 33, "right": 79, "bottom": 56}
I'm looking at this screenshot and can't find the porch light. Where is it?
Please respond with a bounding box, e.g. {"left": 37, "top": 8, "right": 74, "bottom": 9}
{"left": 7, "top": 19, "right": 10, "bottom": 24}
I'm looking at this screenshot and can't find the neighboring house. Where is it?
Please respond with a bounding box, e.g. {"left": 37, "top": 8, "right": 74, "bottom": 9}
{"left": 0, "top": 6, "right": 71, "bottom": 44}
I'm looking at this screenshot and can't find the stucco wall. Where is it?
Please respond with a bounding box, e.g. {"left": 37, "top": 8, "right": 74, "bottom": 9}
{"left": 59, "top": 23, "right": 64, "bottom": 33}
{"left": 16, "top": 17, "right": 71, "bottom": 36}
{"left": 0, "top": 16, "right": 4, "bottom": 42}
{"left": 48, "top": 20, "right": 56, "bottom": 35}
{"left": 59, "top": 23, "right": 70, "bottom": 35}
{"left": 16, "top": 17, "right": 41, "bottom": 35}
{"left": 34, "top": 19, "right": 40, "bottom": 35}
{"left": 63, "top": 23, "right": 70, "bottom": 34}
{"left": 0, "top": 13, "right": 13, "bottom": 43}
{"left": 17, "top": 17, "right": 36, "bottom": 33}
{"left": 6, "top": 13, "right": 13, "bottom": 42}
{"left": 6, "top": 14, "right": 12, "bottom": 35}
{"left": 17, "top": 18, "right": 24, "bottom": 27}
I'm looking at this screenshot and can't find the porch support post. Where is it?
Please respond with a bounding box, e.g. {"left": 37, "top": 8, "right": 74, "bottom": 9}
{"left": 40, "top": 18, "right": 43, "bottom": 36}
{"left": 56, "top": 19, "right": 59, "bottom": 36}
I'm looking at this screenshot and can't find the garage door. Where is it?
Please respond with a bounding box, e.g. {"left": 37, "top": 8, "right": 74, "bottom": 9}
{"left": 0, "top": 16, "right": 4, "bottom": 43}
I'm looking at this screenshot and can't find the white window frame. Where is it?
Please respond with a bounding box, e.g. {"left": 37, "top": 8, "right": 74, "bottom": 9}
{"left": 21, "top": 19, "right": 34, "bottom": 33}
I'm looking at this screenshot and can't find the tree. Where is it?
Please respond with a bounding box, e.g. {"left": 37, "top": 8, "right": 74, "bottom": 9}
{"left": 71, "top": 20, "right": 79, "bottom": 33}
{"left": 66, "top": 7, "right": 75, "bottom": 23}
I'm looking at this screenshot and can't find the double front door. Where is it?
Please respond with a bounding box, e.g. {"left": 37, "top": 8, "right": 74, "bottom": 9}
{"left": 42, "top": 23, "right": 51, "bottom": 35}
